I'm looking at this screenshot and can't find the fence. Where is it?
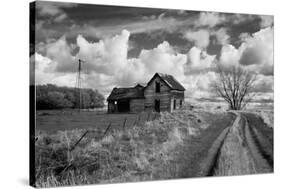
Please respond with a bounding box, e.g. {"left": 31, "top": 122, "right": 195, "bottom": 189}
{"left": 69, "top": 112, "right": 159, "bottom": 150}
{"left": 51, "top": 111, "right": 160, "bottom": 175}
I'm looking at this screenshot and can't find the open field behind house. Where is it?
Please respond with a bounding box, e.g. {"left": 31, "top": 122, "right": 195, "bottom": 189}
{"left": 36, "top": 111, "right": 159, "bottom": 133}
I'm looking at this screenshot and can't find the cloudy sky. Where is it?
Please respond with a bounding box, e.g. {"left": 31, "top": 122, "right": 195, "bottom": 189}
{"left": 32, "top": 1, "right": 274, "bottom": 102}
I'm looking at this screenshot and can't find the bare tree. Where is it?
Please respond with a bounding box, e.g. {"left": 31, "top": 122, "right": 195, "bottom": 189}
{"left": 212, "top": 64, "right": 257, "bottom": 110}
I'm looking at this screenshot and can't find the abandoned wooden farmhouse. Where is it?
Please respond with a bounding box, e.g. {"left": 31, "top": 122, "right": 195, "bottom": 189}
{"left": 107, "top": 73, "right": 185, "bottom": 113}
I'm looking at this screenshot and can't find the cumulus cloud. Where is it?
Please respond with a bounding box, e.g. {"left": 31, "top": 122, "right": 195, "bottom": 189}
{"left": 259, "top": 15, "right": 274, "bottom": 28}
{"left": 35, "top": 30, "right": 188, "bottom": 96}
{"left": 184, "top": 30, "right": 210, "bottom": 48}
{"left": 68, "top": 16, "right": 193, "bottom": 39}
{"left": 239, "top": 27, "right": 273, "bottom": 75}
{"left": 219, "top": 44, "right": 241, "bottom": 68}
{"left": 114, "top": 40, "right": 187, "bottom": 87}
{"left": 197, "top": 12, "right": 225, "bottom": 27}
{"left": 181, "top": 47, "right": 217, "bottom": 98}
{"left": 183, "top": 27, "right": 229, "bottom": 50}
{"left": 214, "top": 27, "right": 274, "bottom": 98}
{"left": 53, "top": 13, "right": 67, "bottom": 22}
{"left": 252, "top": 75, "right": 273, "bottom": 93}
{"left": 183, "top": 72, "right": 217, "bottom": 98}
{"left": 45, "top": 36, "right": 76, "bottom": 73}
{"left": 34, "top": 25, "right": 273, "bottom": 100}
{"left": 185, "top": 47, "right": 216, "bottom": 74}
{"left": 36, "top": 1, "right": 77, "bottom": 22}
{"left": 218, "top": 27, "right": 273, "bottom": 76}
{"left": 212, "top": 28, "right": 230, "bottom": 45}
{"left": 77, "top": 30, "right": 130, "bottom": 75}
{"left": 137, "top": 41, "right": 186, "bottom": 81}
{"left": 34, "top": 53, "right": 77, "bottom": 87}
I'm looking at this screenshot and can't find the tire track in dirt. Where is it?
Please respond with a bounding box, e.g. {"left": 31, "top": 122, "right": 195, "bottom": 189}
{"left": 201, "top": 112, "right": 273, "bottom": 176}
{"left": 197, "top": 112, "right": 236, "bottom": 176}
{"left": 241, "top": 114, "right": 273, "bottom": 172}
{"left": 211, "top": 113, "right": 258, "bottom": 176}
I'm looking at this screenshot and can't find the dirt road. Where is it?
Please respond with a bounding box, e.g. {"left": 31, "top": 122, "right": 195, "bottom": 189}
{"left": 201, "top": 112, "right": 273, "bottom": 176}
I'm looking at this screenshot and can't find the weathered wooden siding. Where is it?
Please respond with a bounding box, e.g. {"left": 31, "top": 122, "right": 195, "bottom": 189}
{"left": 108, "top": 101, "right": 116, "bottom": 113}
{"left": 108, "top": 74, "right": 185, "bottom": 113}
{"left": 130, "top": 99, "right": 145, "bottom": 113}
{"left": 170, "top": 91, "right": 185, "bottom": 112}
{"left": 144, "top": 76, "right": 171, "bottom": 112}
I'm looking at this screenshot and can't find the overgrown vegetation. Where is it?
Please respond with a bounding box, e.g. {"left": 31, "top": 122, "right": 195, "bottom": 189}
{"left": 35, "top": 111, "right": 215, "bottom": 187}
{"left": 35, "top": 102, "right": 272, "bottom": 187}
{"left": 36, "top": 84, "right": 105, "bottom": 110}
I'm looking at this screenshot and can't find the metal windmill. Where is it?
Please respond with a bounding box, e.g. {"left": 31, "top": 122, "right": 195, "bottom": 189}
{"left": 75, "top": 59, "right": 86, "bottom": 112}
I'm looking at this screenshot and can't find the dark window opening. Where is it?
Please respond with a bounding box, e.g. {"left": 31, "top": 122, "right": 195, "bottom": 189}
{"left": 155, "top": 99, "right": 160, "bottom": 112}
{"left": 180, "top": 100, "right": 183, "bottom": 107}
{"left": 173, "top": 99, "right": 176, "bottom": 110}
{"left": 155, "top": 82, "right": 160, "bottom": 93}
{"left": 117, "top": 99, "right": 130, "bottom": 112}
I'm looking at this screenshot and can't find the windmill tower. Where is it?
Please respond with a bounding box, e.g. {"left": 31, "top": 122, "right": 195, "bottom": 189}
{"left": 75, "top": 59, "right": 86, "bottom": 112}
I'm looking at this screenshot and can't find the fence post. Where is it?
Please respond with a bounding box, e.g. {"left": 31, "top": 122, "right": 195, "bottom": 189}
{"left": 154, "top": 113, "right": 157, "bottom": 120}
{"left": 133, "top": 118, "right": 137, "bottom": 126}
{"left": 138, "top": 114, "right": 141, "bottom": 122}
{"left": 102, "top": 122, "right": 112, "bottom": 138}
{"left": 123, "top": 118, "right": 127, "bottom": 129}
{"left": 70, "top": 130, "right": 89, "bottom": 151}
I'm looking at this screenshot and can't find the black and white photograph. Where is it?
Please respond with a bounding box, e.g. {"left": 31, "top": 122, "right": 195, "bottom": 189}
{"left": 29, "top": 0, "right": 274, "bottom": 188}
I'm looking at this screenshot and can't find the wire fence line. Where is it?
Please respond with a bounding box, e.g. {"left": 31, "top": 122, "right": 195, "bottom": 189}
{"left": 68, "top": 112, "right": 160, "bottom": 152}
{"left": 35, "top": 111, "right": 161, "bottom": 177}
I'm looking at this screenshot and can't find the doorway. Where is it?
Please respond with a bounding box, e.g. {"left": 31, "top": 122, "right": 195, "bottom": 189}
{"left": 154, "top": 99, "right": 160, "bottom": 112}
{"left": 117, "top": 99, "right": 130, "bottom": 112}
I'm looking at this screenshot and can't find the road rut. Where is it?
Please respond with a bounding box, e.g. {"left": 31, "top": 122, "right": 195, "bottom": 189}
{"left": 202, "top": 112, "right": 273, "bottom": 176}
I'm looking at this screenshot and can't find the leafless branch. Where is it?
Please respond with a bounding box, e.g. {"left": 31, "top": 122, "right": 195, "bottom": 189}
{"left": 211, "top": 63, "right": 257, "bottom": 110}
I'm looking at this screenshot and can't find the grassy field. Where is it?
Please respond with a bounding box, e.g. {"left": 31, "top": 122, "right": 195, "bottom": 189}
{"left": 36, "top": 110, "right": 158, "bottom": 133}
{"left": 34, "top": 101, "right": 273, "bottom": 187}
{"left": 35, "top": 108, "right": 237, "bottom": 187}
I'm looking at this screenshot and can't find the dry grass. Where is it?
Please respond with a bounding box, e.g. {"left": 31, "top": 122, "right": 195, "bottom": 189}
{"left": 35, "top": 110, "right": 211, "bottom": 187}
{"left": 34, "top": 109, "right": 239, "bottom": 187}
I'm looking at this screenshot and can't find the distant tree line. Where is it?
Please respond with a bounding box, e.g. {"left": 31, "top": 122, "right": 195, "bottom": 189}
{"left": 36, "top": 84, "right": 105, "bottom": 110}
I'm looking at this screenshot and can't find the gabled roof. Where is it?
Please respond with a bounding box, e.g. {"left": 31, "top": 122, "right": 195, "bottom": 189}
{"left": 107, "top": 86, "right": 144, "bottom": 101}
{"left": 107, "top": 73, "right": 185, "bottom": 101}
{"left": 146, "top": 73, "right": 185, "bottom": 91}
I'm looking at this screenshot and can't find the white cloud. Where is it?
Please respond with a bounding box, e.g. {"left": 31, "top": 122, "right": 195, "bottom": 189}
{"left": 45, "top": 36, "right": 76, "bottom": 73}
{"left": 183, "top": 72, "right": 217, "bottom": 98}
{"left": 219, "top": 44, "right": 241, "bottom": 68}
{"left": 218, "top": 27, "right": 273, "bottom": 76}
{"left": 197, "top": 12, "right": 225, "bottom": 27}
{"left": 34, "top": 26, "right": 273, "bottom": 100}
{"left": 184, "top": 30, "right": 210, "bottom": 48}
{"left": 36, "top": 1, "right": 77, "bottom": 22}
{"left": 77, "top": 30, "right": 130, "bottom": 75}
{"left": 53, "top": 13, "right": 67, "bottom": 22}
{"left": 212, "top": 28, "right": 230, "bottom": 45}
{"left": 253, "top": 75, "right": 273, "bottom": 93}
{"left": 185, "top": 47, "right": 216, "bottom": 74}
{"left": 182, "top": 47, "right": 217, "bottom": 98}
{"left": 69, "top": 16, "right": 193, "bottom": 39}
{"left": 213, "top": 27, "right": 274, "bottom": 99}
{"left": 35, "top": 30, "right": 188, "bottom": 97}
{"left": 239, "top": 27, "right": 273, "bottom": 75}
{"left": 137, "top": 41, "right": 186, "bottom": 81}
{"left": 259, "top": 15, "right": 274, "bottom": 28}
{"left": 34, "top": 53, "right": 77, "bottom": 87}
